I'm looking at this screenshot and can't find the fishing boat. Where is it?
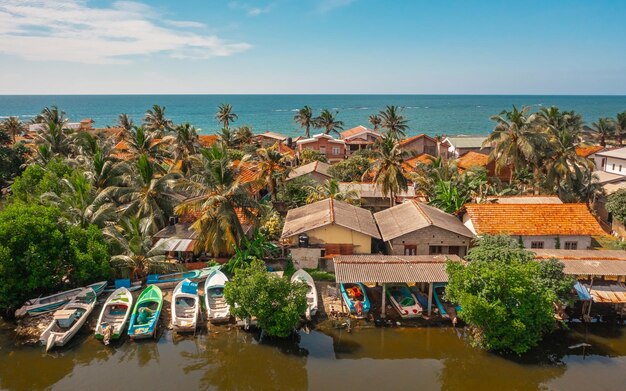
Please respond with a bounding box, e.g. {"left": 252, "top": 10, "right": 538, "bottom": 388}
{"left": 40, "top": 288, "right": 97, "bottom": 351}
{"left": 432, "top": 283, "right": 461, "bottom": 319}
{"left": 204, "top": 270, "right": 231, "bottom": 323}
{"left": 16, "top": 281, "right": 107, "bottom": 318}
{"left": 171, "top": 279, "right": 199, "bottom": 333}
{"left": 128, "top": 285, "right": 163, "bottom": 340}
{"left": 340, "top": 283, "right": 370, "bottom": 318}
{"left": 95, "top": 287, "right": 133, "bottom": 345}
{"left": 386, "top": 283, "right": 422, "bottom": 318}
{"left": 290, "top": 269, "right": 318, "bottom": 319}
{"left": 146, "top": 267, "right": 216, "bottom": 289}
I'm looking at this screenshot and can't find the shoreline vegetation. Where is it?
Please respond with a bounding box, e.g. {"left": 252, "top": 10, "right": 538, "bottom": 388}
{"left": 1, "top": 102, "right": 626, "bottom": 355}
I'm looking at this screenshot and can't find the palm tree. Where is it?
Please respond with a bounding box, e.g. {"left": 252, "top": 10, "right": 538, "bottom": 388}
{"left": 117, "top": 114, "right": 134, "bottom": 131}
{"left": 170, "top": 123, "right": 201, "bottom": 174}
{"left": 364, "top": 137, "right": 408, "bottom": 207}
{"left": 305, "top": 179, "right": 359, "bottom": 204}
{"left": 215, "top": 104, "right": 238, "bottom": 129}
{"left": 256, "top": 145, "right": 288, "bottom": 201}
{"left": 0, "top": 116, "right": 25, "bottom": 143}
{"left": 294, "top": 106, "right": 314, "bottom": 138}
{"left": 143, "top": 105, "right": 173, "bottom": 137}
{"left": 379, "top": 106, "right": 409, "bottom": 140}
{"left": 234, "top": 126, "right": 254, "bottom": 147}
{"left": 217, "top": 127, "right": 237, "bottom": 148}
{"left": 613, "top": 111, "right": 626, "bottom": 146}
{"left": 175, "top": 145, "right": 258, "bottom": 256}
{"left": 34, "top": 106, "right": 66, "bottom": 127}
{"left": 314, "top": 109, "right": 344, "bottom": 136}
{"left": 34, "top": 121, "right": 73, "bottom": 157}
{"left": 408, "top": 156, "right": 458, "bottom": 199}
{"left": 584, "top": 118, "right": 615, "bottom": 147}
{"left": 368, "top": 114, "right": 382, "bottom": 131}
{"left": 88, "top": 147, "right": 130, "bottom": 193}
{"left": 124, "top": 126, "right": 170, "bottom": 165}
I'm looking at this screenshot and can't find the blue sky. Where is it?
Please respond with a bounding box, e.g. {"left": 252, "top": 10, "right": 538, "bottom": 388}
{"left": 0, "top": 0, "right": 625, "bottom": 94}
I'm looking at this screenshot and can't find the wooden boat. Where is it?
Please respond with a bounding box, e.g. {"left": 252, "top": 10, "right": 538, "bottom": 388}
{"left": 171, "top": 279, "right": 199, "bottom": 333}
{"left": 16, "top": 281, "right": 107, "bottom": 318}
{"left": 432, "top": 283, "right": 461, "bottom": 319}
{"left": 128, "top": 285, "right": 163, "bottom": 339}
{"left": 386, "top": 283, "right": 422, "bottom": 318}
{"left": 40, "top": 288, "right": 97, "bottom": 351}
{"left": 340, "top": 283, "right": 370, "bottom": 318}
{"left": 146, "top": 267, "right": 216, "bottom": 289}
{"left": 95, "top": 287, "right": 133, "bottom": 344}
{"left": 204, "top": 270, "right": 231, "bottom": 323}
{"left": 290, "top": 269, "right": 318, "bottom": 319}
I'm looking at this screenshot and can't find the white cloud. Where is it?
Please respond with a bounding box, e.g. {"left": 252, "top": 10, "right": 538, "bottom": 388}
{"left": 318, "top": 0, "right": 355, "bottom": 13}
{"left": 0, "top": 0, "right": 251, "bottom": 64}
{"left": 228, "top": 1, "right": 272, "bottom": 16}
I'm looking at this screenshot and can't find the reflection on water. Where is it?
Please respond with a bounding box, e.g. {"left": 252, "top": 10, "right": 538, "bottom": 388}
{"left": 1, "top": 320, "right": 626, "bottom": 390}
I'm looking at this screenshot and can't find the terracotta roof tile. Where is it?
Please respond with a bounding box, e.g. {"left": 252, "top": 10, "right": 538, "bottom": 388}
{"left": 402, "top": 154, "right": 434, "bottom": 172}
{"left": 456, "top": 151, "right": 489, "bottom": 170}
{"left": 198, "top": 135, "right": 219, "bottom": 147}
{"left": 399, "top": 134, "right": 435, "bottom": 147}
{"left": 464, "top": 203, "right": 607, "bottom": 236}
{"left": 576, "top": 145, "right": 604, "bottom": 158}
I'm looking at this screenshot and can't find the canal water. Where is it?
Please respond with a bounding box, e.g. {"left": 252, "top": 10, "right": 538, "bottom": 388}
{"left": 1, "top": 320, "right": 626, "bottom": 390}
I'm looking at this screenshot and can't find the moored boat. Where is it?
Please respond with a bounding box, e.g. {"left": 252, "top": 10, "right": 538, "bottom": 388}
{"left": 95, "top": 287, "right": 133, "bottom": 344}
{"left": 290, "top": 269, "right": 318, "bottom": 319}
{"left": 128, "top": 285, "right": 163, "bottom": 339}
{"left": 171, "top": 279, "right": 199, "bottom": 333}
{"left": 432, "top": 283, "right": 461, "bottom": 319}
{"left": 386, "top": 283, "right": 422, "bottom": 318}
{"left": 146, "top": 267, "right": 216, "bottom": 289}
{"left": 40, "top": 288, "right": 97, "bottom": 351}
{"left": 16, "top": 280, "right": 107, "bottom": 318}
{"left": 204, "top": 270, "right": 230, "bottom": 323}
{"left": 340, "top": 283, "right": 370, "bottom": 318}
{"left": 88, "top": 281, "right": 108, "bottom": 297}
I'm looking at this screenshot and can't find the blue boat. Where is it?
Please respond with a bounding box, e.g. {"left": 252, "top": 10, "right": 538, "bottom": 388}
{"left": 128, "top": 285, "right": 163, "bottom": 340}
{"left": 146, "top": 267, "right": 217, "bottom": 289}
{"left": 340, "top": 283, "right": 370, "bottom": 317}
{"left": 432, "top": 283, "right": 461, "bottom": 319}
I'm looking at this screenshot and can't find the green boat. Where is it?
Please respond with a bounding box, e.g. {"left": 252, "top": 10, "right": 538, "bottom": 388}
{"left": 127, "top": 285, "right": 163, "bottom": 340}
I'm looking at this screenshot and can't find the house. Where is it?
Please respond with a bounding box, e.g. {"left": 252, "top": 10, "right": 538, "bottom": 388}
{"left": 198, "top": 134, "right": 219, "bottom": 147}
{"left": 281, "top": 198, "right": 381, "bottom": 268}
{"left": 576, "top": 145, "right": 605, "bottom": 169}
{"left": 463, "top": 202, "right": 607, "bottom": 250}
{"left": 480, "top": 195, "right": 563, "bottom": 204}
{"left": 456, "top": 151, "right": 512, "bottom": 182}
{"left": 374, "top": 201, "right": 474, "bottom": 257}
{"left": 286, "top": 161, "right": 332, "bottom": 184}
{"left": 595, "top": 147, "right": 626, "bottom": 176}
{"left": 79, "top": 118, "right": 94, "bottom": 130}
{"left": 254, "top": 131, "right": 289, "bottom": 147}
{"left": 340, "top": 125, "right": 384, "bottom": 155}
{"left": 444, "top": 136, "right": 488, "bottom": 158}
{"left": 402, "top": 154, "right": 435, "bottom": 173}
{"left": 295, "top": 133, "right": 347, "bottom": 163}
{"left": 399, "top": 134, "right": 447, "bottom": 158}
{"left": 338, "top": 182, "right": 421, "bottom": 211}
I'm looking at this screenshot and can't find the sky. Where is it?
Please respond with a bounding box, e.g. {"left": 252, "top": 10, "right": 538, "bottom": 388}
{"left": 0, "top": 0, "right": 625, "bottom": 95}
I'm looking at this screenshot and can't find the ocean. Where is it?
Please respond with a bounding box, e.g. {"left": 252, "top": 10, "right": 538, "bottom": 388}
{"left": 1, "top": 95, "right": 626, "bottom": 138}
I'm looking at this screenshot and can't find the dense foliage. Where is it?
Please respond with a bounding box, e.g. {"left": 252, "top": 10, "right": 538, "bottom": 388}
{"left": 224, "top": 259, "right": 308, "bottom": 337}
{"left": 606, "top": 189, "right": 626, "bottom": 223}
{"left": 445, "top": 235, "right": 570, "bottom": 354}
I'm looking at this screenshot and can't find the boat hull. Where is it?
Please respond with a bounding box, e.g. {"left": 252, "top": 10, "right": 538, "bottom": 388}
{"left": 204, "top": 270, "right": 231, "bottom": 324}
{"left": 340, "top": 283, "right": 370, "bottom": 318}
{"left": 128, "top": 285, "right": 163, "bottom": 340}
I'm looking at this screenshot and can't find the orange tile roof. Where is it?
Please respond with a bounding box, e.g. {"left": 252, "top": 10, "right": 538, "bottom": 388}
{"left": 576, "top": 145, "right": 604, "bottom": 158}
{"left": 399, "top": 133, "right": 435, "bottom": 147}
{"left": 456, "top": 151, "right": 489, "bottom": 170}
{"left": 198, "top": 135, "right": 219, "bottom": 147}
{"left": 114, "top": 140, "right": 129, "bottom": 151}
{"left": 402, "top": 154, "right": 434, "bottom": 172}
{"left": 464, "top": 203, "right": 607, "bottom": 236}
{"left": 276, "top": 142, "right": 295, "bottom": 156}
{"left": 178, "top": 207, "right": 257, "bottom": 226}
{"left": 340, "top": 125, "right": 378, "bottom": 139}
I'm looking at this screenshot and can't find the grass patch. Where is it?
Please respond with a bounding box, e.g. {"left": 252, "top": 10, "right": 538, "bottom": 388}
{"left": 304, "top": 268, "right": 335, "bottom": 282}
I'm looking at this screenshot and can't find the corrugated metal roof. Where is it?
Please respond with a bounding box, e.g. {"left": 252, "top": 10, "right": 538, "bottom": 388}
{"left": 333, "top": 254, "right": 461, "bottom": 283}
{"left": 559, "top": 260, "right": 626, "bottom": 276}
{"left": 287, "top": 161, "right": 332, "bottom": 180}
{"left": 587, "top": 283, "right": 626, "bottom": 303}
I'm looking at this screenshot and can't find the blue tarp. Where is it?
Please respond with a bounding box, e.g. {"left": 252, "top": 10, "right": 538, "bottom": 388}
{"left": 182, "top": 280, "right": 198, "bottom": 295}
{"left": 115, "top": 279, "right": 131, "bottom": 289}
{"left": 574, "top": 281, "right": 592, "bottom": 301}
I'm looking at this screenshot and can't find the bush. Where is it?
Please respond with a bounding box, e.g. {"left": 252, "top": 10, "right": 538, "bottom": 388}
{"left": 607, "top": 189, "right": 626, "bottom": 223}
{"left": 328, "top": 155, "right": 372, "bottom": 182}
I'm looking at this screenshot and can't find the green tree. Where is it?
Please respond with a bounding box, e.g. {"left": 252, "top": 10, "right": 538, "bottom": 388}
{"left": 215, "top": 103, "right": 238, "bottom": 129}
{"left": 294, "top": 106, "right": 315, "bottom": 138}
{"left": 0, "top": 116, "right": 25, "bottom": 143}
{"left": 256, "top": 145, "right": 289, "bottom": 201}
{"left": 365, "top": 137, "right": 408, "bottom": 207}
{"left": 368, "top": 114, "right": 382, "bottom": 131}
{"left": 277, "top": 176, "right": 315, "bottom": 208}
{"left": 445, "top": 235, "right": 564, "bottom": 354}
{"left": 10, "top": 158, "right": 74, "bottom": 202}
{"left": 584, "top": 118, "right": 614, "bottom": 147}
{"left": 314, "top": 109, "right": 344, "bottom": 136}
{"left": 379, "top": 105, "right": 409, "bottom": 140}
{"left": 234, "top": 125, "right": 254, "bottom": 147}
{"left": 224, "top": 259, "right": 307, "bottom": 337}
{"left": 225, "top": 230, "right": 278, "bottom": 273}
{"left": 298, "top": 148, "right": 328, "bottom": 164}
{"left": 606, "top": 189, "right": 626, "bottom": 223}
{"left": 0, "top": 130, "right": 25, "bottom": 187}
{"left": 328, "top": 154, "right": 372, "bottom": 182}
{"left": 117, "top": 113, "right": 134, "bottom": 131}
{"left": 305, "top": 179, "right": 359, "bottom": 204}
{"left": 143, "top": 104, "right": 173, "bottom": 137}
{"left": 170, "top": 123, "right": 201, "bottom": 175}
{"left": 614, "top": 111, "right": 626, "bottom": 145}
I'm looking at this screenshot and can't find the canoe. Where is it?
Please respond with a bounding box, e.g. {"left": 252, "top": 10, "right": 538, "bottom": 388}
{"left": 204, "top": 270, "right": 231, "bottom": 323}
{"left": 40, "top": 288, "right": 97, "bottom": 351}
{"left": 290, "top": 269, "right": 318, "bottom": 319}
{"left": 171, "top": 279, "right": 199, "bottom": 333}
{"left": 95, "top": 287, "right": 133, "bottom": 344}
{"left": 386, "top": 284, "right": 422, "bottom": 318}
{"left": 128, "top": 285, "right": 163, "bottom": 339}
{"left": 432, "top": 283, "right": 461, "bottom": 319}
{"left": 340, "top": 283, "right": 370, "bottom": 318}
{"left": 146, "top": 267, "right": 216, "bottom": 289}
{"left": 16, "top": 280, "right": 107, "bottom": 318}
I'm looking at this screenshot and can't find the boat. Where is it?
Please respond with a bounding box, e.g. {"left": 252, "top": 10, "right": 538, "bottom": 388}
{"left": 340, "top": 283, "right": 370, "bottom": 318}
{"left": 204, "top": 270, "right": 231, "bottom": 323}
{"left": 432, "top": 283, "right": 461, "bottom": 319}
{"left": 290, "top": 269, "right": 318, "bottom": 319}
{"left": 127, "top": 285, "right": 163, "bottom": 339}
{"left": 386, "top": 283, "right": 422, "bottom": 318}
{"left": 16, "top": 281, "right": 107, "bottom": 318}
{"left": 40, "top": 288, "right": 97, "bottom": 351}
{"left": 103, "top": 279, "right": 142, "bottom": 294}
{"left": 146, "top": 267, "right": 217, "bottom": 289}
{"left": 95, "top": 287, "right": 133, "bottom": 344}
{"left": 171, "top": 279, "right": 199, "bottom": 332}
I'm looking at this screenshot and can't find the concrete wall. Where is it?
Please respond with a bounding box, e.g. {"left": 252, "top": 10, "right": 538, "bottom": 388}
{"left": 388, "top": 225, "right": 471, "bottom": 256}
{"left": 603, "top": 157, "right": 626, "bottom": 176}
{"left": 289, "top": 247, "right": 322, "bottom": 269}
{"left": 284, "top": 223, "right": 373, "bottom": 254}
{"left": 298, "top": 139, "right": 347, "bottom": 162}
{"left": 518, "top": 235, "right": 592, "bottom": 250}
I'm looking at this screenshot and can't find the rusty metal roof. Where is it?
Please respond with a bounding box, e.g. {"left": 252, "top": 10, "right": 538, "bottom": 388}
{"left": 333, "top": 254, "right": 461, "bottom": 283}
{"left": 533, "top": 249, "right": 626, "bottom": 276}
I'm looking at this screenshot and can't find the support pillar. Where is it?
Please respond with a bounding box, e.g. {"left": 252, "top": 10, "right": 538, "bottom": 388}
{"left": 428, "top": 282, "right": 433, "bottom": 316}
{"left": 381, "top": 283, "right": 386, "bottom": 319}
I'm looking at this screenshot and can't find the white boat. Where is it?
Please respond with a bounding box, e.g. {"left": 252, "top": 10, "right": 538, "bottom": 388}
{"left": 290, "top": 269, "right": 318, "bottom": 319}
{"left": 171, "top": 279, "right": 199, "bottom": 333}
{"left": 40, "top": 288, "right": 97, "bottom": 351}
{"left": 94, "top": 287, "right": 133, "bottom": 344}
{"left": 16, "top": 281, "right": 107, "bottom": 318}
{"left": 386, "top": 283, "right": 422, "bottom": 319}
{"left": 204, "top": 270, "right": 230, "bottom": 323}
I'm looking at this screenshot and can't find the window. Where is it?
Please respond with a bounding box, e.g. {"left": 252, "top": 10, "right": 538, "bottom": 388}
{"left": 564, "top": 241, "right": 578, "bottom": 250}
{"left": 530, "top": 241, "right": 544, "bottom": 249}
{"left": 404, "top": 245, "right": 417, "bottom": 255}
{"left": 319, "top": 146, "right": 326, "bottom": 153}
{"left": 620, "top": 165, "right": 622, "bottom": 172}
{"left": 429, "top": 245, "right": 443, "bottom": 254}
{"left": 332, "top": 146, "right": 341, "bottom": 155}
{"left": 613, "top": 163, "right": 616, "bottom": 171}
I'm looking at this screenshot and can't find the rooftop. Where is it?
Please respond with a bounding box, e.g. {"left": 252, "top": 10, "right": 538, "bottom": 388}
{"left": 338, "top": 182, "right": 417, "bottom": 199}
{"left": 281, "top": 198, "right": 381, "bottom": 239}
{"left": 399, "top": 133, "right": 436, "bottom": 147}
{"left": 593, "top": 170, "right": 626, "bottom": 184}
{"left": 445, "top": 136, "right": 487, "bottom": 149}
{"left": 374, "top": 201, "right": 474, "bottom": 242}
{"left": 596, "top": 147, "right": 626, "bottom": 159}
{"left": 296, "top": 133, "right": 346, "bottom": 145}
{"left": 576, "top": 145, "right": 604, "bottom": 158}
{"left": 456, "top": 151, "right": 489, "bottom": 170}
{"left": 256, "top": 131, "right": 288, "bottom": 141}
{"left": 402, "top": 154, "right": 435, "bottom": 172}
{"left": 287, "top": 161, "right": 332, "bottom": 181}
{"left": 198, "top": 135, "right": 219, "bottom": 147}
{"left": 464, "top": 203, "right": 607, "bottom": 236}
{"left": 480, "top": 195, "right": 563, "bottom": 204}
{"left": 340, "top": 125, "right": 382, "bottom": 140}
